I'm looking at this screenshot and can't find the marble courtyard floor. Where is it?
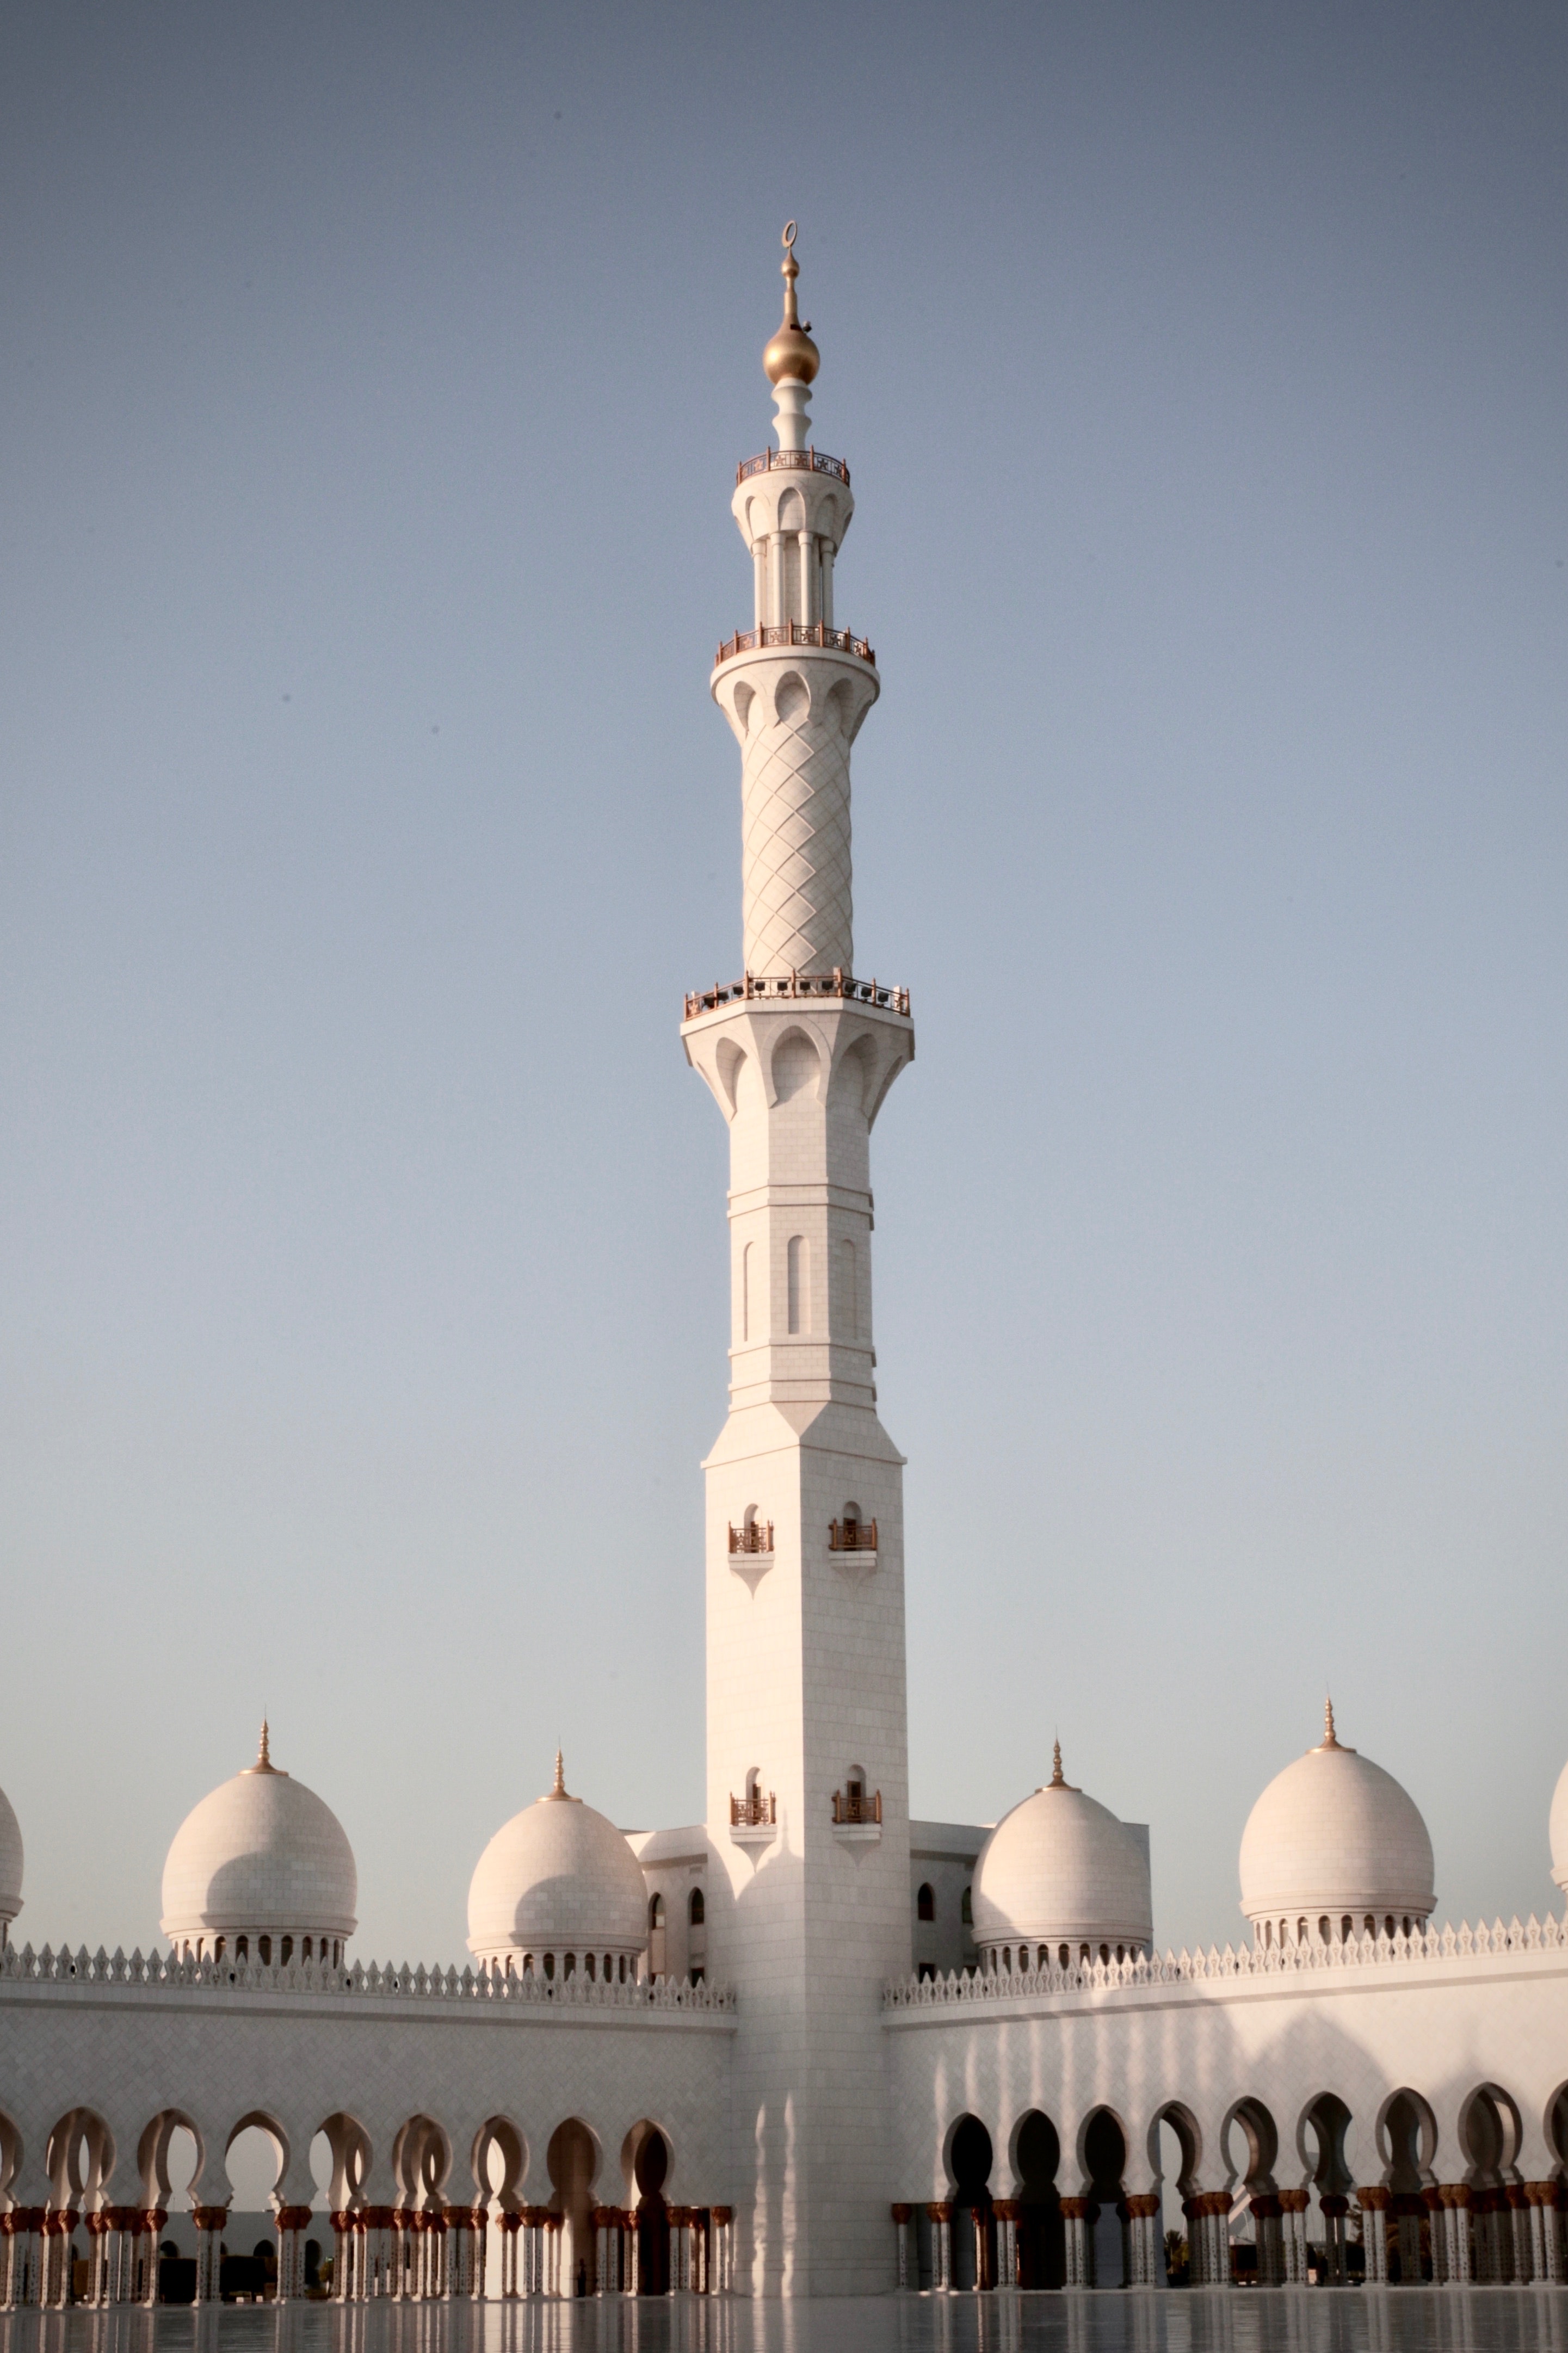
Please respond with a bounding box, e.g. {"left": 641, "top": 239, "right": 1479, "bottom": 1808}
{"left": 2, "top": 2297, "right": 1567, "bottom": 2353}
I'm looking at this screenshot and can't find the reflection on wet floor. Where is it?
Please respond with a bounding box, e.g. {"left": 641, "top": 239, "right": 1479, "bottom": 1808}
{"left": 2, "top": 2294, "right": 1568, "bottom": 2353}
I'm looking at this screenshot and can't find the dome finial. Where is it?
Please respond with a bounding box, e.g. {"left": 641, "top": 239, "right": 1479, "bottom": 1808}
{"left": 244, "top": 1718, "right": 280, "bottom": 1776}
{"left": 763, "top": 219, "right": 820, "bottom": 397}
{"left": 1050, "top": 1739, "right": 1066, "bottom": 1788}
{"left": 548, "top": 1749, "right": 569, "bottom": 1802}
{"left": 1318, "top": 1696, "right": 1340, "bottom": 1751}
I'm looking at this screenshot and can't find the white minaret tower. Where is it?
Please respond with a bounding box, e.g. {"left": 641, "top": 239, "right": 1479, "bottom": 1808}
{"left": 683, "top": 224, "right": 915, "bottom": 2297}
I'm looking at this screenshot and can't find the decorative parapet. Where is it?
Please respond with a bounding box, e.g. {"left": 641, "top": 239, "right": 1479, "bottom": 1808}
{"left": 884, "top": 1910, "right": 1568, "bottom": 2010}
{"left": 715, "top": 622, "right": 874, "bottom": 669}
{"left": 736, "top": 447, "right": 849, "bottom": 488}
{"left": 683, "top": 971, "right": 910, "bottom": 1021}
{"left": 0, "top": 1941, "right": 734, "bottom": 2012}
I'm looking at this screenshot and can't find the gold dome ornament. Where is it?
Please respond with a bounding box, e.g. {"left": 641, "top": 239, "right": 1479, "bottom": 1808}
{"left": 763, "top": 221, "right": 820, "bottom": 387}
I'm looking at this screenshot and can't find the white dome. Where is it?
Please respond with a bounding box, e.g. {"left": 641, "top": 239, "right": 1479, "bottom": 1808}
{"left": 971, "top": 1747, "right": 1152, "bottom": 1959}
{"left": 1550, "top": 1756, "right": 1568, "bottom": 1895}
{"left": 467, "top": 1753, "right": 648, "bottom": 1970}
{"left": 0, "top": 1781, "right": 22, "bottom": 1930}
{"left": 1238, "top": 1704, "right": 1434, "bottom": 1938}
{"left": 160, "top": 1726, "right": 357, "bottom": 1950}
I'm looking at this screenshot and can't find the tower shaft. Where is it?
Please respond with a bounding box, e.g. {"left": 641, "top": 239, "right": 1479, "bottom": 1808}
{"left": 685, "top": 230, "right": 915, "bottom": 2295}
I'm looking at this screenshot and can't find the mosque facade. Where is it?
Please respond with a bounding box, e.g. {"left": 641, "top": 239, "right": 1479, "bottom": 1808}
{"left": 3, "top": 230, "right": 1568, "bottom": 2308}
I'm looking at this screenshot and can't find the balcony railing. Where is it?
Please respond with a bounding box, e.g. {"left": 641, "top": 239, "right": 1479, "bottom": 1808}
{"left": 730, "top": 1791, "right": 776, "bottom": 1829}
{"left": 829, "top": 1518, "right": 878, "bottom": 1553}
{"left": 729, "top": 1521, "right": 774, "bottom": 1555}
{"left": 736, "top": 447, "right": 850, "bottom": 488}
{"left": 832, "top": 1787, "right": 882, "bottom": 1826}
{"left": 684, "top": 972, "right": 910, "bottom": 1021}
{"left": 715, "top": 622, "right": 875, "bottom": 669}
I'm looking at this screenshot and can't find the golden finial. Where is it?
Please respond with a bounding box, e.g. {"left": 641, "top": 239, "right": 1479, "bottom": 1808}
{"left": 763, "top": 220, "right": 820, "bottom": 387}
{"left": 1050, "top": 1739, "right": 1066, "bottom": 1788}
{"left": 1316, "top": 1697, "right": 1341, "bottom": 1752}
{"left": 546, "top": 1749, "right": 571, "bottom": 1802}
{"left": 243, "top": 1718, "right": 282, "bottom": 1776}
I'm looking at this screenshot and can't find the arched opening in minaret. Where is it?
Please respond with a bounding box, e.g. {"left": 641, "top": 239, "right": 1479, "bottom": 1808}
{"left": 787, "top": 1235, "right": 810, "bottom": 1333}
{"left": 1012, "top": 2109, "right": 1065, "bottom": 2288}
{"left": 742, "top": 1242, "right": 757, "bottom": 1342}
{"left": 946, "top": 2115, "right": 996, "bottom": 2289}
{"left": 647, "top": 1894, "right": 666, "bottom": 1980}
{"left": 839, "top": 1237, "right": 859, "bottom": 1337}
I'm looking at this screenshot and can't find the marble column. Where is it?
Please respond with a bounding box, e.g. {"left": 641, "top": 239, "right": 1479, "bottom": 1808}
{"left": 1060, "top": 2197, "right": 1089, "bottom": 2287}
{"left": 1279, "top": 2188, "right": 1310, "bottom": 2282}
{"left": 193, "top": 2204, "right": 229, "bottom": 2304}
{"left": 925, "top": 2201, "right": 953, "bottom": 2291}
{"left": 711, "top": 2205, "right": 733, "bottom": 2294}
{"left": 891, "top": 2203, "right": 913, "bottom": 2289}
{"left": 275, "top": 2202, "right": 313, "bottom": 2301}
{"left": 1319, "top": 2193, "right": 1349, "bottom": 2285}
{"left": 1357, "top": 2188, "right": 1390, "bottom": 2285}
{"left": 138, "top": 2208, "right": 168, "bottom": 2307}
{"left": 992, "top": 2198, "right": 1020, "bottom": 2287}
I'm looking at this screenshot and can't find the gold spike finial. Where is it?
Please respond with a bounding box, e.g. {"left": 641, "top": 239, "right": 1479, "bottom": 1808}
{"left": 1317, "top": 1696, "right": 1340, "bottom": 1751}
{"left": 243, "top": 1718, "right": 281, "bottom": 1776}
{"left": 763, "top": 220, "right": 820, "bottom": 387}
{"left": 1050, "top": 1739, "right": 1066, "bottom": 1788}
{"left": 547, "top": 1749, "right": 569, "bottom": 1801}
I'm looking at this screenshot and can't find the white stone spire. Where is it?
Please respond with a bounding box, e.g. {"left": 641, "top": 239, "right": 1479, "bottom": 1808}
{"left": 683, "top": 230, "right": 915, "bottom": 2296}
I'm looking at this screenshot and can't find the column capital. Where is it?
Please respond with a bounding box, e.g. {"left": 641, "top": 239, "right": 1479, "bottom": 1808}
{"left": 275, "top": 2206, "right": 314, "bottom": 2232}
{"left": 924, "top": 2201, "right": 953, "bottom": 2223}
{"left": 1357, "top": 2185, "right": 1391, "bottom": 2212}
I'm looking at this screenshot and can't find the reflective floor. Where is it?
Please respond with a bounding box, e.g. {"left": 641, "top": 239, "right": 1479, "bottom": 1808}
{"left": 3, "top": 2298, "right": 1568, "bottom": 2353}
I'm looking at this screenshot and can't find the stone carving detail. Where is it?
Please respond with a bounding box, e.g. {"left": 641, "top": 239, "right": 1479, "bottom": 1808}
{"left": 741, "top": 672, "right": 853, "bottom": 974}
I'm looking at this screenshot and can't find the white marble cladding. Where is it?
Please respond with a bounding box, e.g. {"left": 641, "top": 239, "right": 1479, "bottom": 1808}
{"left": 711, "top": 646, "right": 878, "bottom": 978}
{"left": 882, "top": 1909, "right": 1568, "bottom": 2206}
{"left": 682, "top": 996, "right": 911, "bottom": 1417}
{"left": 0, "top": 1944, "right": 734, "bottom": 2221}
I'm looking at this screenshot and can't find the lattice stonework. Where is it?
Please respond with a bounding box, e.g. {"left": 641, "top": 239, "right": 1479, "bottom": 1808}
{"left": 741, "top": 687, "right": 853, "bottom": 975}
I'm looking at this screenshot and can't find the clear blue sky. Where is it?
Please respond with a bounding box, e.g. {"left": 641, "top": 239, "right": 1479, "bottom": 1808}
{"left": 2, "top": 0, "right": 1565, "bottom": 1962}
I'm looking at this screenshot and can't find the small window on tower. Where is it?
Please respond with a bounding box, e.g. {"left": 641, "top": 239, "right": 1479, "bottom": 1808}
{"left": 961, "top": 1887, "right": 973, "bottom": 1927}
{"left": 689, "top": 1888, "right": 705, "bottom": 1927}
{"left": 917, "top": 1883, "right": 935, "bottom": 1924}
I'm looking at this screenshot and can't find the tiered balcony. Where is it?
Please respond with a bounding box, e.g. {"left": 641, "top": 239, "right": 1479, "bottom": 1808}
{"left": 735, "top": 447, "right": 850, "bottom": 488}
{"left": 829, "top": 1517, "right": 878, "bottom": 1554}
{"left": 831, "top": 1786, "right": 882, "bottom": 1827}
{"left": 714, "top": 620, "right": 875, "bottom": 669}
{"left": 683, "top": 973, "right": 909, "bottom": 1021}
{"left": 728, "top": 1521, "right": 774, "bottom": 1556}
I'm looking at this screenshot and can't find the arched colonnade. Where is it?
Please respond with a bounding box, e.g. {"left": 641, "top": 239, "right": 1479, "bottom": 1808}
{"left": 0, "top": 2102, "right": 734, "bottom": 2308}
{"left": 893, "top": 2079, "right": 1568, "bottom": 2292}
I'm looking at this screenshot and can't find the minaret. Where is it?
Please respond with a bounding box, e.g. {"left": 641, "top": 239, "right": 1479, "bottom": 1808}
{"left": 683, "top": 224, "right": 915, "bottom": 2297}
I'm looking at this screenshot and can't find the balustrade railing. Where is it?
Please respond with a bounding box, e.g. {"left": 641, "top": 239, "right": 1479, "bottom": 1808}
{"left": 832, "top": 1787, "right": 882, "bottom": 1826}
{"left": 715, "top": 622, "right": 874, "bottom": 668}
{"left": 0, "top": 1938, "right": 734, "bottom": 2009}
{"left": 829, "top": 1517, "right": 877, "bottom": 1553}
{"left": 684, "top": 972, "right": 910, "bottom": 1020}
{"left": 736, "top": 447, "right": 850, "bottom": 487}
{"left": 730, "top": 1791, "right": 776, "bottom": 1829}
{"left": 729, "top": 1521, "right": 774, "bottom": 1555}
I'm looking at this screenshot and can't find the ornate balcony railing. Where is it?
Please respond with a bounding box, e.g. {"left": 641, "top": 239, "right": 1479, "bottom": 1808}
{"left": 684, "top": 972, "right": 910, "bottom": 1020}
{"left": 730, "top": 1791, "right": 776, "bottom": 1829}
{"left": 729, "top": 1521, "right": 774, "bottom": 1555}
{"left": 715, "top": 622, "right": 874, "bottom": 668}
{"left": 829, "top": 1517, "right": 877, "bottom": 1553}
{"left": 736, "top": 447, "right": 850, "bottom": 488}
{"left": 832, "top": 1787, "right": 882, "bottom": 1827}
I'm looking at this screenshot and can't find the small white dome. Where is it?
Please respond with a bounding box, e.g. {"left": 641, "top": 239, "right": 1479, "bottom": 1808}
{"left": 1550, "top": 1756, "right": 1568, "bottom": 1895}
{"left": 160, "top": 1725, "right": 356, "bottom": 1950}
{"left": 0, "top": 1781, "right": 23, "bottom": 1931}
{"left": 468, "top": 1753, "right": 648, "bottom": 1971}
{"left": 972, "top": 1747, "right": 1152, "bottom": 1959}
{"left": 1238, "top": 1703, "right": 1434, "bottom": 1939}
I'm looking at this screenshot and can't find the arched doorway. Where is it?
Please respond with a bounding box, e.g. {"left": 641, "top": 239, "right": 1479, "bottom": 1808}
{"left": 1082, "top": 2110, "right": 1127, "bottom": 2287}
{"left": 945, "top": 2115, "right": 995, "bottom": 2289}
{"left": 624, "top": 2122, "right": 670, "bottom": 2294}
{"left": 547, "top": 2119, "right": 600, "bottom": 2298}
{"left": 1301, "top": 2092, "right": 1354, "bottom": 2284}
{"left": 1461, "top": 2083, "right": 1521, "bottom": 2283}
{"left": 1149, "top": 2103, "right": 1201, "bottom": 2284}
{"left": 1223, "top": 2096, "right": 1280, "bottom": 2284}
{"left": 1011, "top": 2110, "right": 1064, "bottom": 2288}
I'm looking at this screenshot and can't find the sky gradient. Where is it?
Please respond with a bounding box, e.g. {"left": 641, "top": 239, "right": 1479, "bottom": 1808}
{"left": 2, "top": 0, "right": 1566, "bottom": 1964}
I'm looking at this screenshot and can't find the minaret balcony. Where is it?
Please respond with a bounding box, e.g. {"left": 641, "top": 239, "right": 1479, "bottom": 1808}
{"left": 729, "top": 1791, "right": 777, "bottom": 1856}
{"left": 715, "top": 621, "right": 874, "bottom": 669}
{"left": 829, "top": 1517, "right": 878, "bottom": 1554}
{"left": 728, "top": 1521, "right": 774, "bottom": 1556}
{"left": 683, "top": 972, "right": 909, "bottom": 1021}
{"left": 736, "top": 446, "right": 850, "bottom": 488}
{"left": 831, "top": 1786, "right": 881, "bottom": 1826}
